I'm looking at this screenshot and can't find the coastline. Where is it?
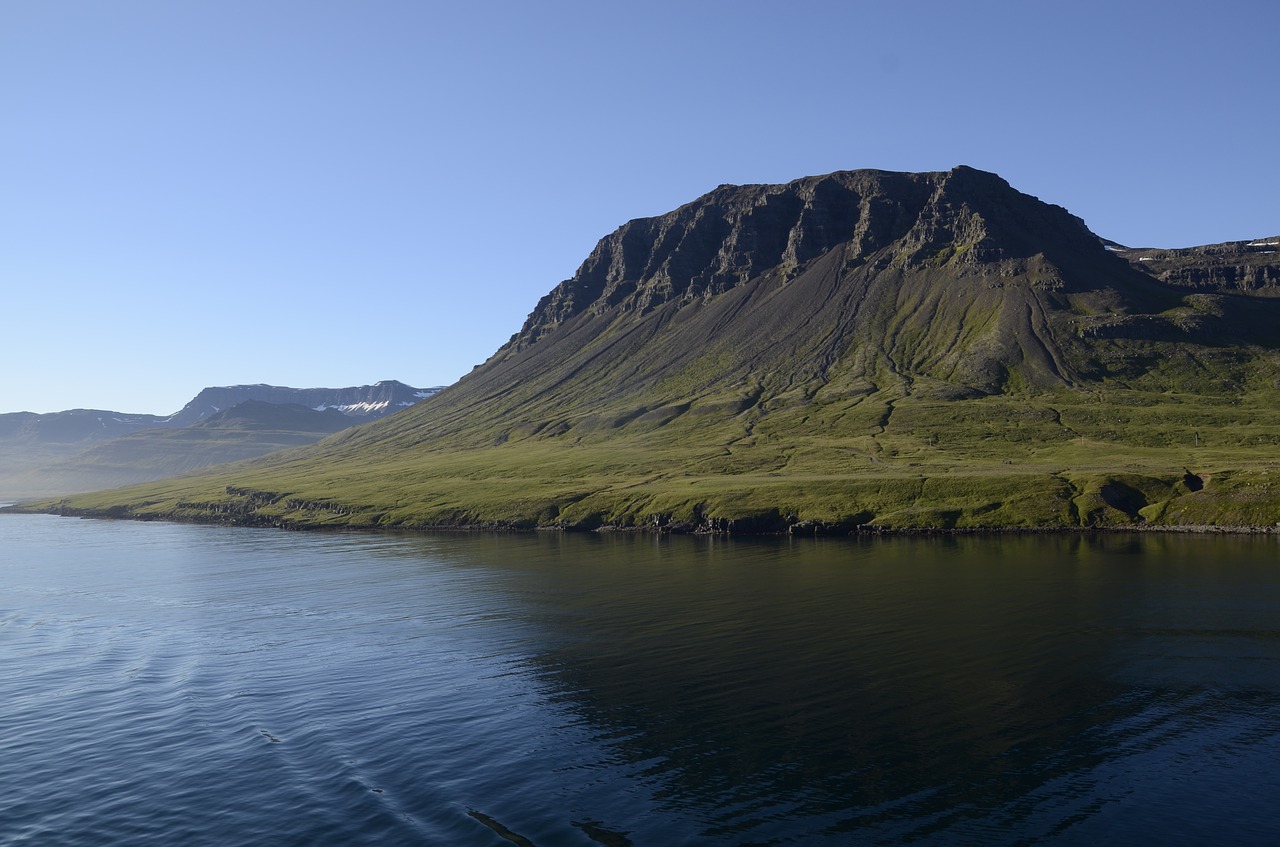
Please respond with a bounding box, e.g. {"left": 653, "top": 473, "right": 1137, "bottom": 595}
{"left": 5, "top": 500, "right": 1277, "bottom": 537}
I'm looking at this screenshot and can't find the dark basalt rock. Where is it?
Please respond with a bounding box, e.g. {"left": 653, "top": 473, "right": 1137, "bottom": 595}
{"left": 510, "top": 167, "right": 1126, "bottom": 351}
{"left": 1110, "top": 237, "right": 1280, "bottom": 294}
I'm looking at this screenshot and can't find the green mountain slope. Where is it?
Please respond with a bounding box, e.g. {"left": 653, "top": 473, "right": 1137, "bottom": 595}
{"left": 18, "top": 167, "right": 1280, "bottom": 530}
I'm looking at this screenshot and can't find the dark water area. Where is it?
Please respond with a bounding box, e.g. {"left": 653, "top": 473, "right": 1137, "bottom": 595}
{"left": 2, "top": 515, "right": 1279, "bottom": 845}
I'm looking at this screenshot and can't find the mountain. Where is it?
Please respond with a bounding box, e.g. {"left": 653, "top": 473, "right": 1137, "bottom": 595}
{"left": 14, "top": 167, "right": 1280, "bottom": 530}
{"left": 0, "top": 409, "right": 172, "bottom": 444}
{"left": 448, "top": 166, "right": 1257, "bottom": 427}
{"left": 0, "top": 381, "right": 442, "bottom": 500}
{"left": 194, "top": 400, "right": 357, "bottom": 432}
{"left": 167, "top": 381, "right": 438, "bottom": 426}
{"left": 1107, "top": 236, "right": 1280, "bottom": 294}
{"left": 0, "top": 380, "right": 440, "bottom": 444}
{"left": 3, "top": 401, "right": 360, "bottom": 500}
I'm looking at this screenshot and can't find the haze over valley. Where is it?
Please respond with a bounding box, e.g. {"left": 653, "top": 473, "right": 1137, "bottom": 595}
{"left": 0, "top": 381, "right": 440, "bottom": 500}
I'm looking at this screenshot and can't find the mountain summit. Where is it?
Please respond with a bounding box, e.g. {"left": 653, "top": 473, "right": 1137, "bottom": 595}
{"left": 21, "top": 167, "right": 1280, "bottom": 531}
{"left": 500, "top": 166, "right": 1156, "bottom": 390}
{"left": 514, "top": 166, "right": 1113, "bottom": 348}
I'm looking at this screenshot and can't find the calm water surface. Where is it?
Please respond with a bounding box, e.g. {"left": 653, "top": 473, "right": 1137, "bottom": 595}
{"left": 2, "top": 514, "right": 1279, "bottom": 845}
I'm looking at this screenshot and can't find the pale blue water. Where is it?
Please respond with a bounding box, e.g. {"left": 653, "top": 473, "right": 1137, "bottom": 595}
{"left": 2, "top": 514, "right": 1279, "bottom": 845}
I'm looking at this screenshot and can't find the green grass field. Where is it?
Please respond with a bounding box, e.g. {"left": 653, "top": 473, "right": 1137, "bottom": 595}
{"left": 27, "top": 384, "right": 1280, "bottom": 533}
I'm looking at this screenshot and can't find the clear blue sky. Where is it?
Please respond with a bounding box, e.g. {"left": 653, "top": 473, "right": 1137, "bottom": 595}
{"left": 3, "top": 0, "right": 1276, "bottom": 414}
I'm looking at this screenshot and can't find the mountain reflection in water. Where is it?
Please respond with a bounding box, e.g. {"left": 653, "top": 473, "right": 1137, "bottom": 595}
{"left": 422, "top": 532, "right": 1280, "bottom": 844}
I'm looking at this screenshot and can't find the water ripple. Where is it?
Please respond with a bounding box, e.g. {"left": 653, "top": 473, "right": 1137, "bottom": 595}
{"left": 4, "top": 519, "right": 1280, "bottom": 844}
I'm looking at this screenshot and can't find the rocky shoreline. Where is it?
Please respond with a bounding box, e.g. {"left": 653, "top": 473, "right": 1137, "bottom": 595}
{"left": 6, "top": 500, "right": 1277, "bottom": 537}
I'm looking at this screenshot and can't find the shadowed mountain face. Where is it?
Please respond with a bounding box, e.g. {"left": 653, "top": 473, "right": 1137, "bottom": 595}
{"left": 192, "top": 400, "right": 354, "bottom": 432}
{"left": 20, "top": 167, "right": 1280, "bottom": 531}
{"left": 512, "top": 166, "right": 1120, "bottom": 348}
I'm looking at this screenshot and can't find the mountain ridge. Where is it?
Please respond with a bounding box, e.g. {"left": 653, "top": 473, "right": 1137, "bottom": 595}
{"left": 1, "top": 380, "right": 442, "bottom": 443}
{"left": 509, "top": 166, "right": 1112, "bottom": 349}
{"left": 169, "top": 380, "right": 439, "bottom": 426}
{"left": 331, "top": 166, "right": 1270, "bottom": 454}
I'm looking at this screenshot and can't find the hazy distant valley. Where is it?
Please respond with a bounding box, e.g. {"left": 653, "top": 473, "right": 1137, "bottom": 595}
{"left": 0, "top": 381, "right": 440, "bottom": 500}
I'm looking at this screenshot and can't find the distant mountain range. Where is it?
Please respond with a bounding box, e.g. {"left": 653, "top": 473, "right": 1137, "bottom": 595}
{"left": 167, "top": 381, "right": 441, "bottom": 426}
{"left": 0, "top": 381, "right": 441, "bottom": 499}
{"left": 1106, "top": 236, "right": 1280, "bottom": 293}
{"left": 12, "top": 167, "right": 1280, "bottom": 531}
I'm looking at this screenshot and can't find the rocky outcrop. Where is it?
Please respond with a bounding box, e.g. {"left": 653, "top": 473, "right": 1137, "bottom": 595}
{"left": 509, "top": 167, "right": 1122, "bottom": 350}
{"left": 1111, "top": 237, "right": 1280, "bottom": 294}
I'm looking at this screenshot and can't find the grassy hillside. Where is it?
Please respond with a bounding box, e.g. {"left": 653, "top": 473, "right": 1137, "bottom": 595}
{"left": 31, "top": 383, "right": 1280, "bottom": 532}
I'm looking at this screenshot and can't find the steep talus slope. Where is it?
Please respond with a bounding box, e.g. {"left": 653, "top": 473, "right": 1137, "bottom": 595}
{"left": 19, "top": 167, "right": 1280, "bottom": 531}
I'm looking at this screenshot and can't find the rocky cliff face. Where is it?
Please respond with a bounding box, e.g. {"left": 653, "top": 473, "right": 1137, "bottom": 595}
{"left": 508, "top": 167, "right": 1124, "bottom": 352}
{"left": 1110, "top": 237, "right": 1280, "bottom": 294}
{"left": 441, "top": 164, "right": 1243, "bottom": 425}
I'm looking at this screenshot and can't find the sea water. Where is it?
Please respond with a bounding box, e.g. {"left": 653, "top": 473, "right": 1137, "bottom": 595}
{"left": 2, "top": 514, "right": 1279, "bottom": 845}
